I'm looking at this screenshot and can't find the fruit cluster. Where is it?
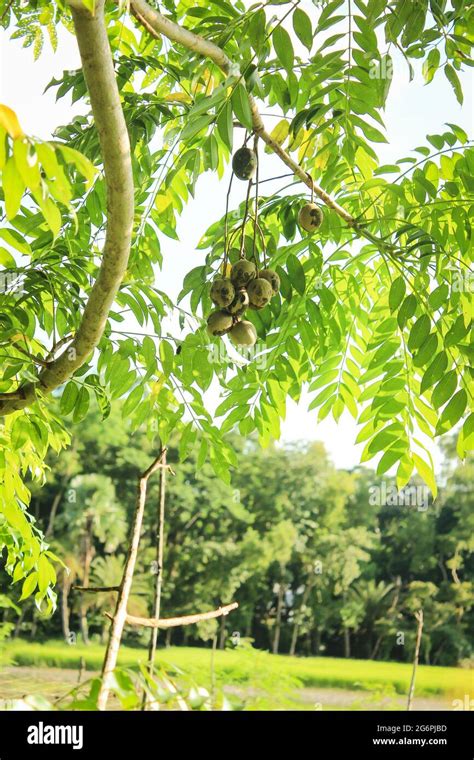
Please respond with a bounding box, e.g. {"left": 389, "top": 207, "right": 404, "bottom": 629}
{"left": 207, "top": 260, "right": 280, "bottom": 346}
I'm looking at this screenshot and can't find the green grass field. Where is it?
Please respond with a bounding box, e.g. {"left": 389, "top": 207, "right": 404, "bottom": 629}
{"left": 2, "top": 639, "right": 472, "bottom": 703}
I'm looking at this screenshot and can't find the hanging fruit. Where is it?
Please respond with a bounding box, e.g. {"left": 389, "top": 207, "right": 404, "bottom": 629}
{"left": 210, "top": 277, "right": 235, "bottom": 307}
{"left": 247, "top": 277, "right": 273, "bottom": 309}
{"left": 230, "top": 259, "right": 257, "bottom": 288}
{"left": 226, "top": 288, "right": 250, "bottom": 317}
{"left": 258, "top": 268, "right": 280, "bottom": 294}
{"left": 298, "top": 202, "right": 323, "bottom": 233}
{"left": 232, "top": 147, "right": 257, "bottom": 181}
{"left": 229, "top": 320, "right": 257, "bottom": 346}
{"left": 206, "top": 310, "right": 233, "bottom": 337}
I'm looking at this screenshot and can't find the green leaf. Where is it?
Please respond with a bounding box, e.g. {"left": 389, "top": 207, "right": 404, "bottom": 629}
{"left": 73, "top": 386, "right": 90, "bottom": 423}
{"left": 413, "top": 453, "right": 437, "bottom": 498}
{"left": 32, "top": 190, "right": 62, "bottom": 237}
{"left": 422, "top": 48, "right": 440, "bottom": 84}
{"left": 2, "top": 157, "right": 25, "bottom": 219}
{"left": 273, "top": 26, "right": 294, "bottom": 71}
{"left": 431, "top": 370, "right": 457, "bottom": 409}
{"left": 231, "top": 84, "right": 253, "bottom": 130}
{"left": 20, "top": 572, "right": 38, "bottom": 601}
{"left": 444, "top": 64, "right": 463, "bottom": 105}
{"left": 159, "top": 339, "right": 174, "bottom": 375}
{"left": 397, "top": 294, "right": 417, "bottom": 328}
{"left": 60, "top": 382, "right": 79, "bottom": 416}
{"left": 181, "top": 114, "right": 213, "bottom": 142}
{"left": 287, "top": 254, "right": 305, "bottom": 295}
{"left": 292, "top": 8, "right": 313, "bottom": 50}
{"left": 389, "top": 276, "right": 406, "bottom": 312}
{"left": 435, "top": 390, "right": 467, "bottom": 436}
{"left": 408, "top": 314, "right": 430, "bottom": 351}
{"left": 428, "top": 283, "right": 448, "bottom": 310}
{"left": 420, "top": 351, "right": 448, "bottom": 394}
{"left": 216, "top": 101, "right": 233, "bottom": 151}
{"left": 57, "top": 144, "right": 97, "bottom": 186}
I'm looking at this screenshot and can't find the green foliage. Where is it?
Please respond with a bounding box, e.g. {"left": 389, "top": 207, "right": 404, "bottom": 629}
{"left": 0, "top": 0, "right": 473, "bottom": 605}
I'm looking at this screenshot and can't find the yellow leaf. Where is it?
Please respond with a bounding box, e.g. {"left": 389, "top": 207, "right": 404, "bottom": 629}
{"left": 164, "top": 92, "right": 192, "bottom": 104}
{"left": 264, "top": 119, "right": 289, "bottom": 154}
{"left": 0, "top": 104, "right": 24, "bottom": 139}
{"left": 220, "top": 262, "right": 232, "bottom": 277}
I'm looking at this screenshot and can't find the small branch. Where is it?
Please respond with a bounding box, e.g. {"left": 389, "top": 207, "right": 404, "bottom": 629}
{"left": 13, "top": 344, "right": 51, "bottom": 368}
{"left": 129, "top": 0, "right": 360, "bottom": 231}
{"left": 45, "top": 333, "right": 74, "bottom": 362}
{"left": 74, "top": 585, "right": 120, "bottom": 593}
{"left": 106, "top": 602, "right": 239, "bottom": 629}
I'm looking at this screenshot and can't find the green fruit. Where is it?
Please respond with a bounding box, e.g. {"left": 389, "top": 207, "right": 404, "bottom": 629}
{"left": 229, "top": 320, "right": 257, "bottom": 346}
{"left": 210, "top": 277, "right": 235, "bottom": 308}
{"left": 232, "top": 147, "right": 257, "bottom": 181}
{"left": 258, "top": 268, "right": 280, "bottom": 294}
{"left": 231, "top": 259, "right": 257, "bottom": 288}
{"left": 298, "top": 202, "right": 323, "bottom": 233}
{"left": 226, "top": 288, "right": 249, "bottom": 317}
{"left": 247, "top": 277, "right": 273, "bottom": 308}
{"left": 206, "top": 310, "right": 233, "bottom": 337}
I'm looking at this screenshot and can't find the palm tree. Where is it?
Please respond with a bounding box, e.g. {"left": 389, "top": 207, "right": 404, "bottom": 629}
{"left": 90, "top": 554, "right": 149, "bottom": 643}
{"left": 349, "top": 579, "right": 396, "bottom": 658}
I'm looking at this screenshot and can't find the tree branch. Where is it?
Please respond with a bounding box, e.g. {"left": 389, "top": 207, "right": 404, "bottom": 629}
{"left": 105, "top": 601, "right": 239, "bottom": 629}
{"left": 0, "top": 0, "right": 134, "bottom": 416}
{"left": 130, "top": 0, "right": 359, "bottom": 229}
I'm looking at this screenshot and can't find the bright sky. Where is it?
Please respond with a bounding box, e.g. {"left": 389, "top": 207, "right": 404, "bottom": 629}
{"left": 0, "top": 6, "right": 472, "bottom": 471}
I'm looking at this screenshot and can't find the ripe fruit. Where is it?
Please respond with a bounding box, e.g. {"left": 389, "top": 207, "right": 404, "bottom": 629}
{"left": 231, "top": 259, "right": 257, "bottom": 288}
{"left": 247, "top": 277, "right": 273, "bottom": 308}
{"left": 229, "top": 320, "right": 257, "bottom": 346}
{"left": 298, "top": 202, "right": 323, "bottom": 233}
{"left": 210, "top": 277, "right": 235, "bottom": 308}
{"left": 226, "top": 288, "right": 249, "bottom": 317}
{"left": 232, "top": 147, "right": 257, "bottom": 181}
{"left": 258, "top": 268, "right": 280, "bottom": 294}
{"left": 206, "top": 310, "right": 233, "bottom": 337}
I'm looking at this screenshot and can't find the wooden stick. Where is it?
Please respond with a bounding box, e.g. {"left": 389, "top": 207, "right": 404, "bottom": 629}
{"left": 407, "top": 609, "right": 424, "bottom": 711}
{"left": 97, "top": 449, "right": 166, "bottom": 711}
{"left": 142, "top": 445, "right": 168, "bottom": 709}
{"left": 107, "top": 602, "right": 239, "bottom": 629}
{"left": 74, "top": 585, "right": 120, "bottom": 593}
